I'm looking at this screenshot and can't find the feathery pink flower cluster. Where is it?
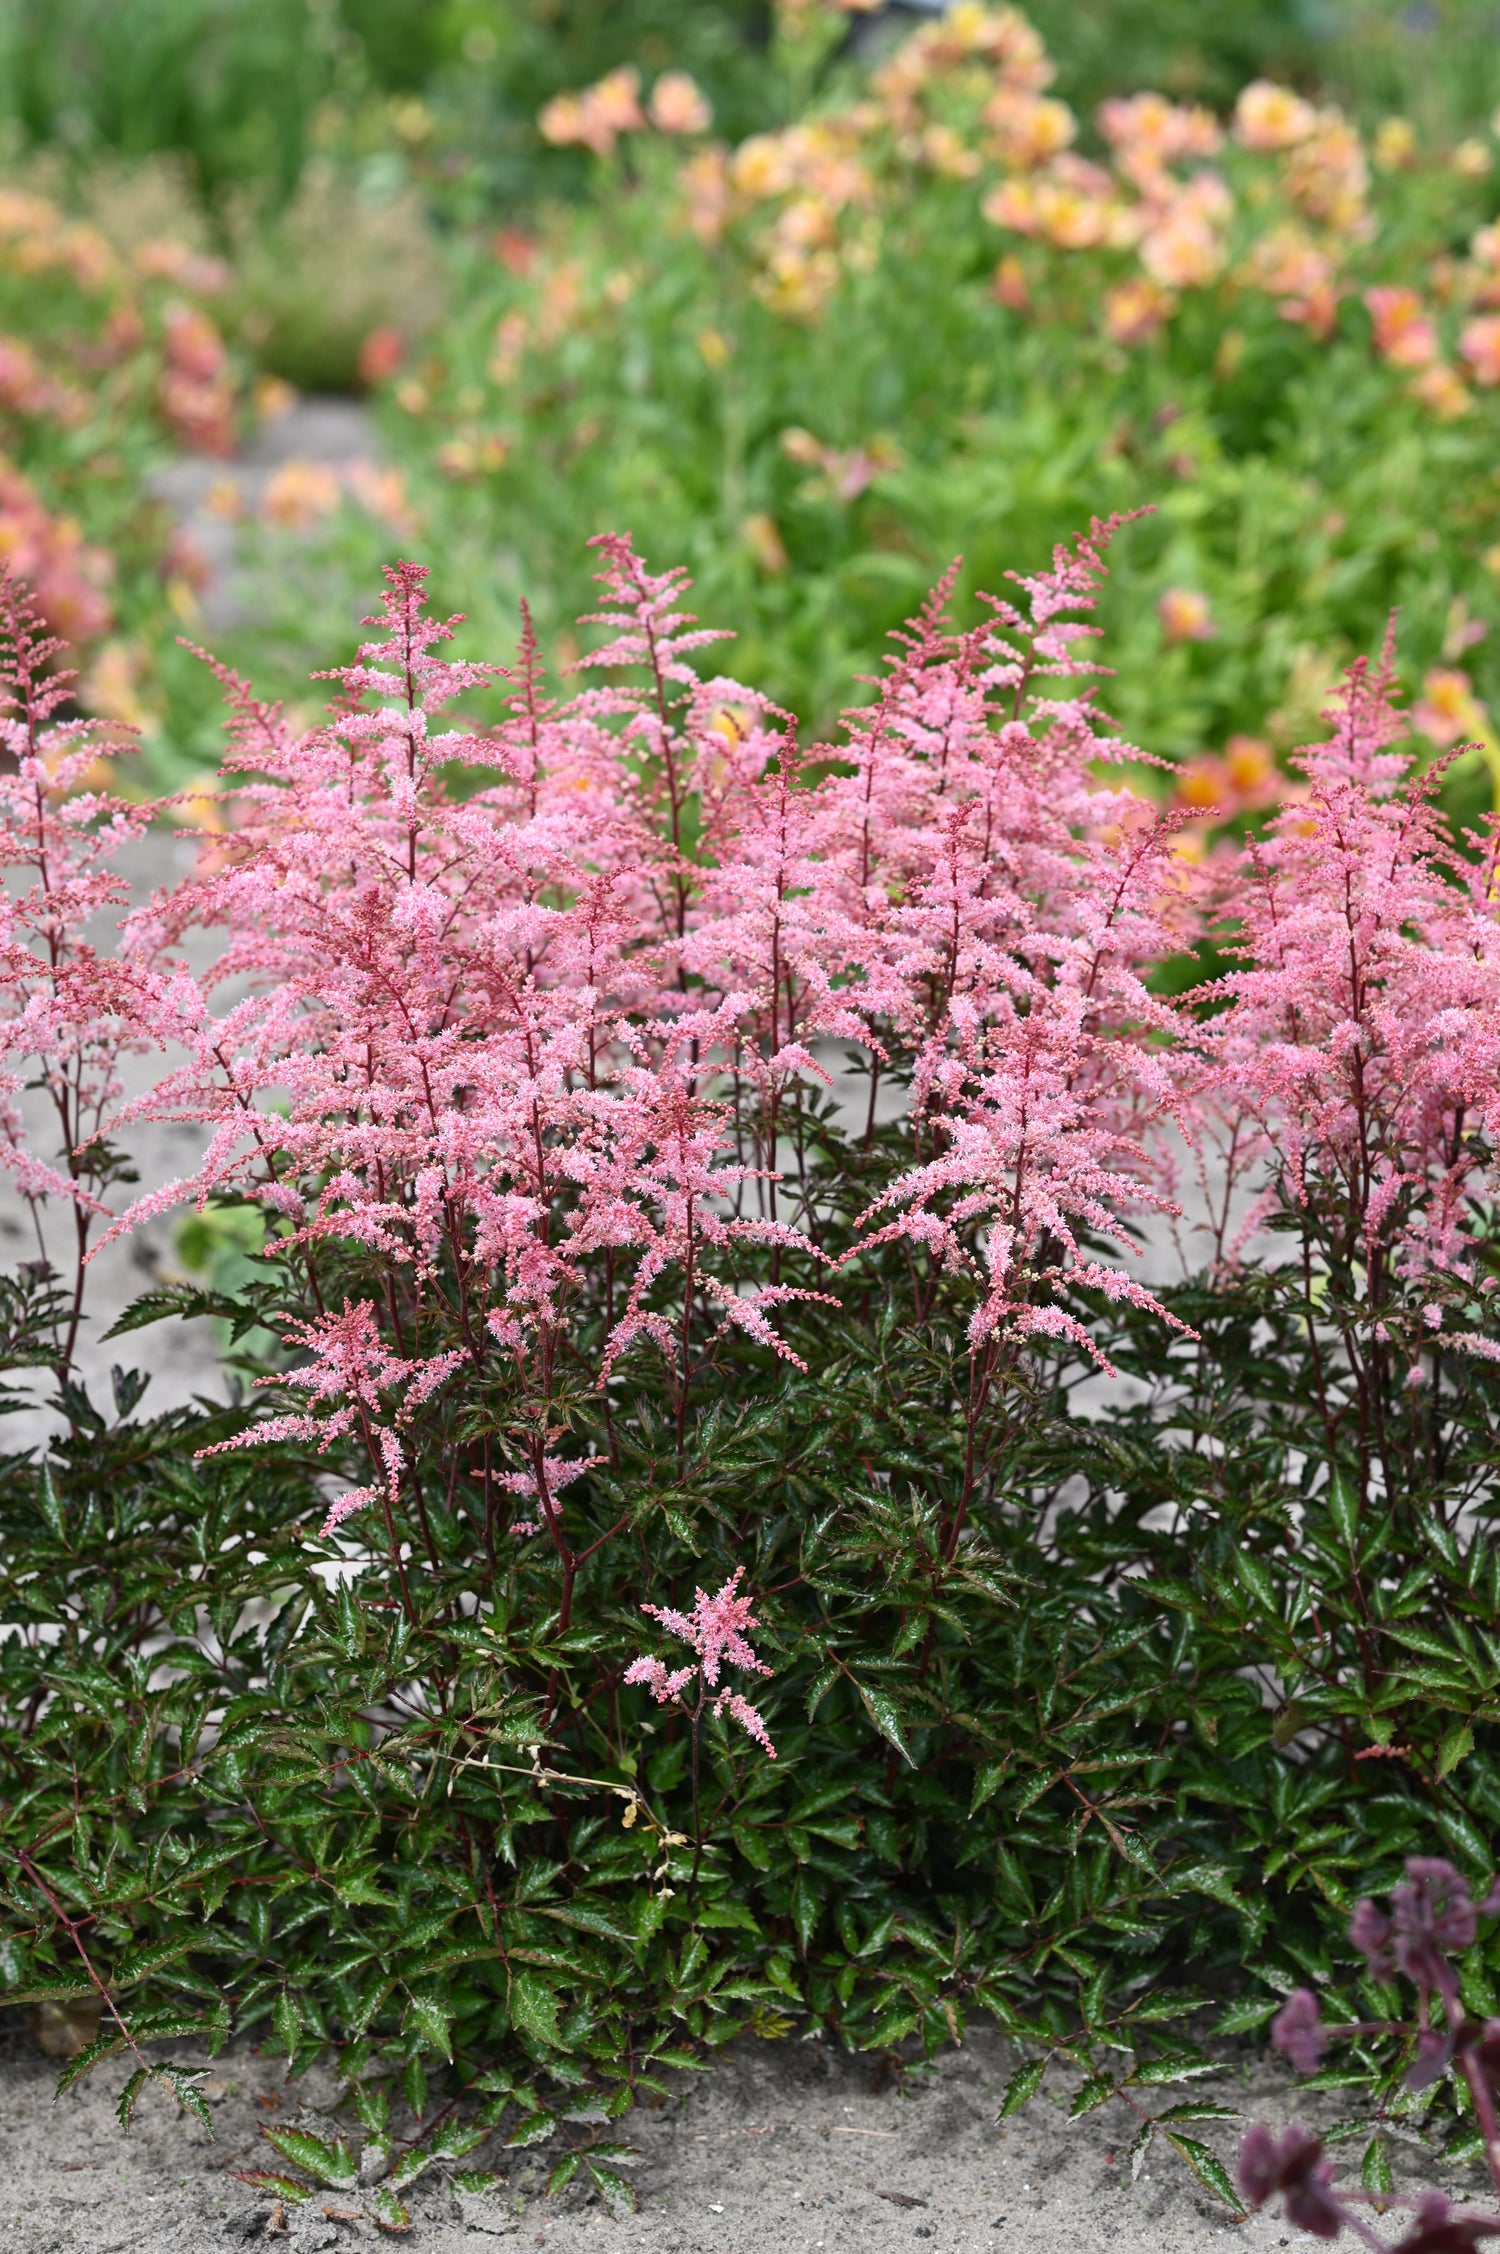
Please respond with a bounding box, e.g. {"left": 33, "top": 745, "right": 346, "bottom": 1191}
{"left": 0, "top": 573, "right": 148, "bottom": 1366}
{"left": 626, "top": 1567, "right": 776, "bottom": 1756}
{"left": 1197, "top": 630, "right": 1500, "bottom": 1338}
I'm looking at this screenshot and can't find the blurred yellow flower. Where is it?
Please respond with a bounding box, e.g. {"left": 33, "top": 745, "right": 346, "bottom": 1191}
{"left": 1158, "top": 586, "right": 1216, "bottom": 645}
{"left": 253, "top": 374, "right": 297, "bottom": 421}
{"left": 1414, "top": 666, "right": 1488, "bottom": 749}
{"left": 1234, "top": 81, "right": 1318, "bottom": 152}
{"left": 741, "top": 513, "right": 788, "bottom": 574}
{"left": 79, "top": 638, "right": 153, "bottom": 732}
{"left": 732, "top": 135, "right": 796, "bottom": 201}
{"left": 697, "top": 328, "right": 731, "bottom": 369}
{"left": 1372, "top": 117, "right": 1417, "bottom": 171}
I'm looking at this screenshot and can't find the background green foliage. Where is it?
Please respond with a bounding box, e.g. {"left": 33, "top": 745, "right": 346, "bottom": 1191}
{"left": 2, "top": 0, "right": 1494, "bottom": 224}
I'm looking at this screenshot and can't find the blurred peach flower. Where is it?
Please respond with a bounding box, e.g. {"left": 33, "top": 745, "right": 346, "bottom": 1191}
{"left": 1174, "top": 757, "right": 1229, "bottom": 813}
{"left": 262, "top": 459, "right": 341, "bottom": 530}
{"left": 1097, "top": 92, "right": 1221, "bottom": 175}
{"left": 1139, "top": 194, "right": 1227, "bottom": 290}
{"left": 1410, "top": 363, "right": 1470, "bottom": 418}
{"left": 991, "top": 253, "right": 1029, "bottom": 310}
{"left": 133, "top": 239, "right": 229, "bottom": 293}
{"left": 741, "top": 512, "right": 788, "bottom": 574}
{"left": 1414, "top": 666, "right": 1488, "bottom": 749}
{"left": 983, "top": 88, "right": 1075, "bottom": 169}
{"left": 1234, "top": 81, "right": 1318, "bottom": 152}
{"left": 1283, "top": 115, "right": 1368, "bottom": 231}
{"left": 920, "top": 123, "right": 981, "bottom": 178}
{"left": 539, "top": 67, "right": 644, "bottom": 158}
{"left": 681, "top": 148, "right": 733, "bottom": 242}
{"left": 1103, "top": 275, "right": 1175, "bottom": 346}
{"left": 79, "top": 638, "right": 154, "bottom": 732}
{"left": 1223, "top": 734, "right": 1278, "bottom": 806}
{"left": 345, "top": 461, "right": 419, "bottom": 541}
{"left": 1365, "top": 286, "right": 1437, "bottom": 368}
{"left": 0, "top": 465, "right": 111, "bottom": 643}
{"left": 492, "top": 229, "right": 537, "bottom": 275}
{"left": 1460, "top": 314, "right": 1500, "bottom": 386}
{"left": 649, "top": 71, "right": 712, "bottom": 135}
{"left": 732, "top": 135, "right": 796, "bottom": 201}
{"left": 1159, "top": 587, "right": 1215, "bottom": 645}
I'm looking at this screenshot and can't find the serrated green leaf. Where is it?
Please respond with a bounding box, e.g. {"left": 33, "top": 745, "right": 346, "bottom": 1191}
{"left": 1361, "top": 2134, "right": 1393, "bottom": 2203}
{"left": 999, "top": 2056, "right": 1047, "bottom": 2118}
{"left": 547, "top": 2152, "right": 580, "bottom": 2194}
{"left": 852, "top": 1679, "right": 915, "bottom": 1767}
{"left": 587, "top": 2162, "right": 638, "bottom": 2216}
{"left": 1326, "top": 1470, "right": 1358, "bottom": 1546}
{"left": 116, "top": 2067, "right": 148, "bottom": 2133}
{"left": 261, "top": 2127, "right": 358, "bottom": 2188}
{"left": 159, "top": 2066, "right": 213, "bottom": 2131}
{"left": 403, "top": 1992, "right": 452, "bottom": 2062}
{"left": 509, "top": 1969, "right": 562, "bottom": 2050}
{"left": 507, "top": 2112, "right": 559, "bottom": 2149}
{"left": 1130, "top": 2058, "right": 1217, "bottom": 2087}
{"left": 53, "top": 2029, "right": 128, "bottom": 2098}
{"left": 1162, "top": 2132, "right": 1246, "bottom": 2215}
{"left": 1438, "top": 1723, "right": 1475, "bottom": 1781}
{"left": 1069, "top": 2072, "right": 1116, "bottom": 2118}
{"left": 231, "top": 2171, "right": 312, "bottom": 2202}
{"left": 1213, "top": 1995, "right": 1279, "bottom": 2035}
{"left": 369, "top": 2184, "right": 412, "bottom": 2233}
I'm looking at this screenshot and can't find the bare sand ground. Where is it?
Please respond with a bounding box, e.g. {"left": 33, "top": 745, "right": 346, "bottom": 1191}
{"left": 0, "top": 2010, "right": 1415, "bottom": 2254}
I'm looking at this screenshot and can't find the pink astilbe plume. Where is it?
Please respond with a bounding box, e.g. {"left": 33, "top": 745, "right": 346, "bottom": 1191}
{"left": 0, "top": 566, "right": 161, "bottom": 1369}
{"left": 1195, "top": 626, "right": 1500, "bottom": 1337}
{"left": 626, "top": 1567, "right": 777, "bottom": 1756}
{"left": 82, "top": 554, "right": 834, "bottom": 1639}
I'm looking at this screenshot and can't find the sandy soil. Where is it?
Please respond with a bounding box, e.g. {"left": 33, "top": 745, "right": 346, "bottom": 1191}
{"left": 0, "top": 2011, "right": 1381, "bottom": 2254}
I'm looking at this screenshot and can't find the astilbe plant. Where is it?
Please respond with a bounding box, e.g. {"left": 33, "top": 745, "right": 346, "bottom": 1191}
{"left": 24, "top": 518, "right": 1500, "bottom": 2213}
{"left": 0, "top": 518, "right": 1260, "bottom": 2151}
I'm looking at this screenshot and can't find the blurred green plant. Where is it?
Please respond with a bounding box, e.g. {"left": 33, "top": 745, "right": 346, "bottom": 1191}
{"left": 299, "top": 1, "right": 1491, "bottom": 846}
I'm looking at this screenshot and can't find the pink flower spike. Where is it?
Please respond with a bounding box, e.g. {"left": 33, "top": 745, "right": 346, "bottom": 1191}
{"left": 628, "top": 1569, "right": 776, "bottom": 1756}
{"left": 640, "top": 1566, "right": 771, "bottom": 1688}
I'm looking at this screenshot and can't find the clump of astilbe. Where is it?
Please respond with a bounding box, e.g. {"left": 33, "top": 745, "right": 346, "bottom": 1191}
{"left": 105, "top": 556, "right": 823, "bottom": 1653}
{"left": 2, "top": 527, "right": 1278, "bottom": 2164}
{"left": 1241, "top": 1860, "right": 1500, "bottom": 2253}
{"left": 0, "top": 566, "right": 158, "bottom": 1377}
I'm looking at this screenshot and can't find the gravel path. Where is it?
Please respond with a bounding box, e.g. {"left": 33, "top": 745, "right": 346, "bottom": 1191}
{"left": 0, "top": 2013, "right": 1353, "bottom": 2254}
